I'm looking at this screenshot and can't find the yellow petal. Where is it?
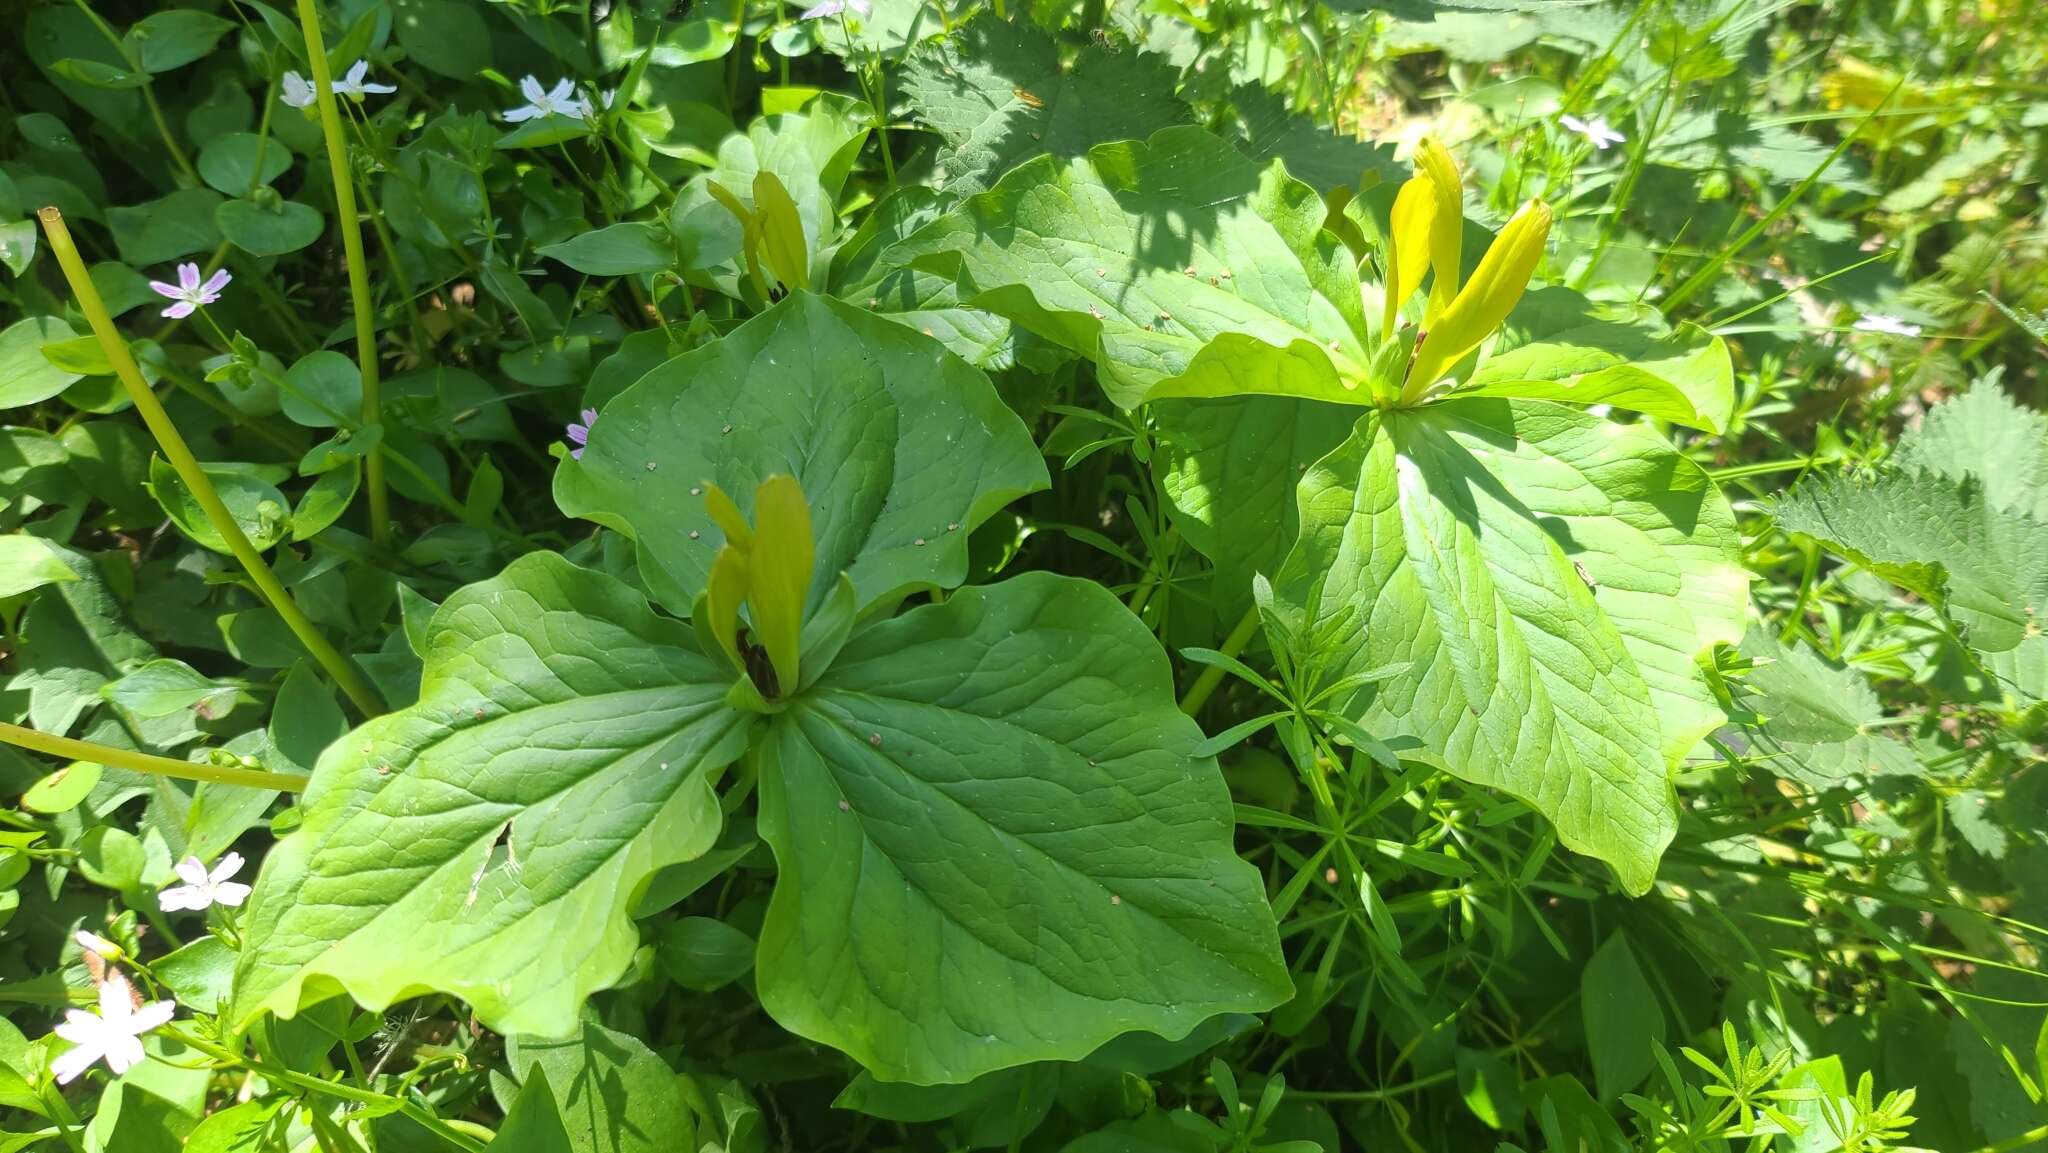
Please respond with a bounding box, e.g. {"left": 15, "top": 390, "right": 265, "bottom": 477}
{"left": 701, "top": 482, "right": 753, "bottom": 550}
{"left": 1382, "top": 175, "right": 1438, "bottom": 339}
{"left": 1413, "top": 138, "right": 1464, "bottom": 325}
{"left": 746, "top": 474, "right": 812, "bottom": 694}
{"left": 1404, "top": 198, "right": 1552, "bottom": 396}
{"left": 704, "top": 544, "right": 751, "bottom": 674}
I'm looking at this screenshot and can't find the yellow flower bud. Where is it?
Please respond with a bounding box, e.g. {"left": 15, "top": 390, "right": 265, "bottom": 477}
{"left": 1403, "top": 198, "right": 1552, "bottom": 399}
{"left": 1413, "top": 138, "right": 1464, "bottom": 325}
{"left": 1382, "top": 175, "right": 1438, "bottom": 341}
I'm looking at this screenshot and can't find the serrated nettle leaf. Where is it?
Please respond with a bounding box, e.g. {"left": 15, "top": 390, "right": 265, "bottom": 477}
{"left": 555, "top": 291, "right": 1046, "bottom": 618}
{"left": 900, "top": 15, "right": 1192, "bottom": 196}
{"left": 1274, "top": 401, "right": 1746, "bottom": 893}
{"left": 232, "top": 552, "right": 753, "bottom": 1037}
{"left": 1891, "top": 375, "right": 2048, "bottom": 521}
{"left": 899, "top": 127, "right": 1367, "bottom": 410}
{"left": 756, "top": 572, "right": 1291, "bottom": 1083}
{"left": 1776, "top": 469, "right": 2048, "bottom": 654}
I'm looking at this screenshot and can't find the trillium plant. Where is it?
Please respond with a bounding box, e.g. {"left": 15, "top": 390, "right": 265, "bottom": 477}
{"left": 0, "top": 0, "right": 2019, "bottom": 1149}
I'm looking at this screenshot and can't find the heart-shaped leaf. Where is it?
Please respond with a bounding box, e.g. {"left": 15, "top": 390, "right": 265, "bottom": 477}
{"left": 554, "top": 291, "right": 1046, "bottom": 617}
{"left": 232, "top": 552, "right": 753, "bottom": 1036}
{"left": 1272, "top": 400, "right": 1746, "bottom": 893}
{"left": 756, "top": 572, "right": 1291, "bottom": 1083}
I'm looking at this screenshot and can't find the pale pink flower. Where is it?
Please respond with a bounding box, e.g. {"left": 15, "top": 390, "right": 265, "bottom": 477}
{"left": 149, "top": 262, "right": 230, "bottom": 319}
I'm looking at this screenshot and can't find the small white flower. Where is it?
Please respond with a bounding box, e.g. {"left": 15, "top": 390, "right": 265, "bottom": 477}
{"left": 800, "top": 0, "right": 871, "bottom": 18}
{"left": 577, "top": 88, "right": 617, "bottom": 124}
{"left": 158, "top": 853, "right": 251, "bottom": 913}
{"left": 1853, "top": 313, "right": 1923, "bottom": 337}
{"left": 149, "top": 262, "right": 231, "bottom": 319}
{"left": 503, "top": 76, "right": 582, "bottom": 123}
{"left": 331, "top": 60, "right": 396, "bottom": 100}
{"left": 49, "top": 972, "right": 175, "bottom": 1085}
{"left": 1560, "top": 113, "right": 1626, "bottom": 151}
{"left": 73, "top": 931, "right": 121, "bottom": 961}
{"left": 281, "top": 71, "right": 317, "bottom": 108}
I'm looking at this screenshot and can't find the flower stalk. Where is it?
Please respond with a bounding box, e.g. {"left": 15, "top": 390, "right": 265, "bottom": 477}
{"left": 0, "top": 721, "right": 310, "bottom": 792}
{"left": 34, "top": 208, "right": 383, "bottom": 719}
{"left": 294, "top": 0, "right": 390, "bottom": 546}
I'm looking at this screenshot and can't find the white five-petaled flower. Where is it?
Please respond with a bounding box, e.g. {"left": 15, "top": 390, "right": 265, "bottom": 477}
{"left": 149, "top": 262, "right": 231, "bottom": 319}
{"left": 1560, "top": 113, "right": 1626, "bottom": 151}
{"left": 504, "top": 76, "right": 583, "bottom": 122}
{"left": 330, "top": 60, "right": 396, "bottom": 100}
{"left": 800, "top": 0, "right": 871, "bottom": 19}
{"left": 280, "top": 61, "right": 392, "bottom": 109}
{"left": 158, "top": 852, "right": 251, "bottom": 913}
{"left": 49, "top": 971, "right": 176, "bottom": 1085}
{"left": 1853, "top": 312, "right": 1923, "bottom": 337}
{"left": 73, "top": 930, "right": 122, "bottom": 961}
{"left": 281, "top": 71, "right": 317, "bottom": 108}
{"left": 578, "top": 88, "right": 617, "bottom": 124}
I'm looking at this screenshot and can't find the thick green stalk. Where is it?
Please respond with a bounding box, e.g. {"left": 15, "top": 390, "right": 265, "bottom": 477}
{"left": 1180, "top": 606, "right": 1263, "bottom": 716}
{"left": 294, "top": 0, "right": 390, "bottom": 545}
{"left": 36, "top": 208, "right": 384, "bottom": 718}
{"left": 0, "top": 722, "right": 309, "bottom": 791}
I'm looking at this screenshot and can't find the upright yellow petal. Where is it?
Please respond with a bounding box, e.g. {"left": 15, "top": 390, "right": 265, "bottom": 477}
{"left": 701, "top": 482, "right": 753, "bottom": 549}
{"left": 1382, "top": 175, "right": 1438, "bottom": 339}
{"left": 746, "top": 474, "right": 812, "bottom": 694}
{"left": 1404, "top": 198, "right": 1552, "bottom": 398}
{"left": 1413, "top": 138, "right": 1464, "bottom": 324}
{"left": 704, "top": 544, "right": 751, "bottom": 675}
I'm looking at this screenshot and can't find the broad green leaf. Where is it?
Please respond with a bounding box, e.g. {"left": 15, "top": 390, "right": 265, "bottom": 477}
{"left": 497, "top": 1018, "right": 695, "bottom": 1153}
{"left": 537, "top": 222, "right": 675, "bottom": 276}
{"left": 50, "top": 58, "right": 151, "bottom": 89}
{"left": 756, "top": 572, "right": 1291, "bottom": 1084}
{"left": 197, "top": 133, "right": 293, "bottom": 198}
{"left": 101, "top": 658, "right": 235, "bottom": 719}
{"left": 216, "top": 198, "right": 324, "bottom": 257}
{"left": 1776, "top": 469, "right": 2048, "bottom": 653}
{"left": 1456, "top": 289, "right": 1735, "bottom": 433}
{"left": 655, "top": 917, "right": 755, "bottom": 992}
{"left": 0, "top": 317, "right": 85, "bottom": 409}
{"left": 1156, "top": 395, "right": 1351, "bottom": 610}
{"left": 146, "top": 456, "right": 292, "bottom": 555}
{"left": 828, "top": 186, "right": 1028, "bottom": 369}
{"left": 1581, "top": 932, "right": 1665, "bottom": 1101}
{"left": 493, "top": 1066, "right": 575, "bottom": 1153}
{"left": 125, "top": 10, "right": 234, "bottom": 73}
{"left": 1274, "top": 401, "right": 1746, "bottom": 893}
{"left": 556, "top": 291, "right": 1046, "bottom": 617}
{"left": 900, "top": 16, "right": 1191, "bottom": 196}
{"left": 0, "top": 221, "right": 35, "bottom": 277}
{"left": 232, "top": 552, "right": 753, "bottom": 1037}
{"left": 390, "top": 0, "right": 492, "bottom": 79}
{"left": 899, "top": 127, "right": 1366, "bottom": 409}
{"left": 0, "top": 534, "right": 78, "bottom": 599}
{"left": 107, "top": 189, "right": 225, "bottom": 266}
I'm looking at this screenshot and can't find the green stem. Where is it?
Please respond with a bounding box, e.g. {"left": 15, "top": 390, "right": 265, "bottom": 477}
{"left": 0, "top": 721, "right": 310, "bottom": 791}
{"left": 162, "top": 1028, "right": 488, "bottom": 1153}
{"left": 1180, "top": 606, "right": 1262, "bottom": 716}
{"left": 295, "top": 0, "right": 390, "bottom": 547}
{"left": 65, "top": 0, "right": 200, "bottom": 187}
{"left": 36, "top": 208, "right": 384, "bottom": 718}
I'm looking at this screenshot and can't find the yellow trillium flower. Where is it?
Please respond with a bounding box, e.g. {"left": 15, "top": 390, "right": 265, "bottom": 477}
{"left": 1402, "top": 198, "right": 1552, "bottom": 399}
{"left": 1377, "top": 137, "right": 1553, "bottom": 404}
{"left": 700, "top": 474, "right": 813, "bottom": 696}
